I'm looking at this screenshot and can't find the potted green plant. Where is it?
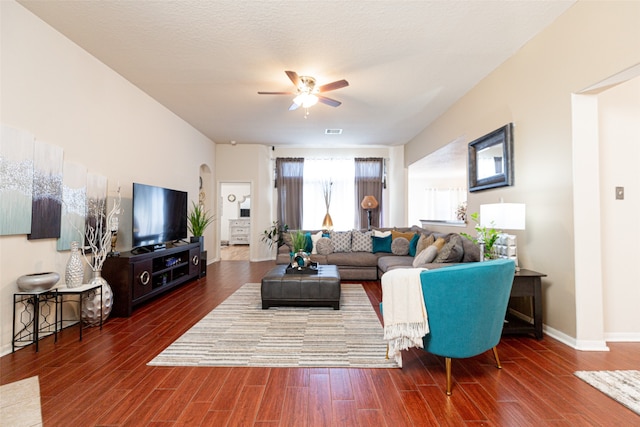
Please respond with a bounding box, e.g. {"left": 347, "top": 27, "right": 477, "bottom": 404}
{"left": 187, "top": 201, "right": 214, "bottom": 246}
{"left": 461, "top": 212, "right": 500, "bottom": 261}
{"left": 290, "top": 230, "right": 311, "bottom": 268}
{"left": 261, "top": 220, "right": 289, "bottom": 250}
{"left": 291, "top": 230, "right": 307, "bottom": 254}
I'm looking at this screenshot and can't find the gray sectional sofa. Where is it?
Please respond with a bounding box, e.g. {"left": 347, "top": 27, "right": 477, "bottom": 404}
{"left": 276, "top": 225, "right": 481, "bottom": 281}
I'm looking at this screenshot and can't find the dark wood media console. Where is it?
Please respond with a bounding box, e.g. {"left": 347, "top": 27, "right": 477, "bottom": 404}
{"left": 102, "top": 242, "right": 201, "bottom": 317}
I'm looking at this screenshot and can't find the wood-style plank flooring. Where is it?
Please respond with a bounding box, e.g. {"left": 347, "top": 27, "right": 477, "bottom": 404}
{"left": 2, "top": 260, "right": 639, "bottom": 426}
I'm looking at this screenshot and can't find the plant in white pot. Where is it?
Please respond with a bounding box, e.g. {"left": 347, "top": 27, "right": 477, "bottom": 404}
{"left": 187, "top": 201, "right": 214, "bottom": 247}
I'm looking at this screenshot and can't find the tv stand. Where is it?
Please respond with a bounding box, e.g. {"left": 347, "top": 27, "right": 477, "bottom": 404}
{"left": 102, "top": 242, "right": 201, "bottom": 317}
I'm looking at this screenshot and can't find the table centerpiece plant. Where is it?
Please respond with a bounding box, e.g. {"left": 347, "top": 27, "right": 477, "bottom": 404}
{"left": 460, "top": 212, "right": 499, "bottom": 261}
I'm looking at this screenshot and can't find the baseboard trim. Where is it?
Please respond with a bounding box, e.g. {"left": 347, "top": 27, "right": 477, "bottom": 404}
{"left": 604, "top": 332, "right": 640, "bottom": 342}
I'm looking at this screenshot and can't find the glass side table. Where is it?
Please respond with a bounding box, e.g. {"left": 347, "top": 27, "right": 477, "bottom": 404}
{"left": 57, "top": 283, "right": 103, "bottom": 341}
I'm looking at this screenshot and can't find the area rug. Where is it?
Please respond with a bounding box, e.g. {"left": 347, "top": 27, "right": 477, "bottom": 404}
{"left": 574, "top": 370, "right": 640, "bottom": 415}
{"left": 149, "top": 283, "right": 398, "bottom": 368}
{"left": 0, "top": 376, "right": 43, "bottom": 426}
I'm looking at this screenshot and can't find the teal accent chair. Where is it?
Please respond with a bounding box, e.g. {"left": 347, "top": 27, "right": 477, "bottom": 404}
{"left": 419, "top": 258, "right": 515, "bottom": 395}
{"left": 381, "top": 259, "right": 516, "bottom": 395}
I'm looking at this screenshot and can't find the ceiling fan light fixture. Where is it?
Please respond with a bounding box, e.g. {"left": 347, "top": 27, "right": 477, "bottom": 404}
{"left": 294, "top": 93, "right": 319, "bottom": 108}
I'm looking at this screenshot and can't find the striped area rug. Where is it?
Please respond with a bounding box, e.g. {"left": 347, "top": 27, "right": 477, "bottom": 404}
{"left": 574, "top": 370, "right": 640, "bottom": 415}
{"left": 149, "top": 283, "right": 399, "bottom": 368}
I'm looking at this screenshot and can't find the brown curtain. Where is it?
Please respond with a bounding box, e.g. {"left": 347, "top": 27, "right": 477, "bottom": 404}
{"left": 354, "top": 158, "right": 384, "bottom": 229}
{"left": 275, "top": 158, "right": 304, "bottom": 230}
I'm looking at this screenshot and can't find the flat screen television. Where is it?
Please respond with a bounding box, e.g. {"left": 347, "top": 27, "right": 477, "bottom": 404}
{"left": 132, "top": 183, "right": 188, "bottom": 249}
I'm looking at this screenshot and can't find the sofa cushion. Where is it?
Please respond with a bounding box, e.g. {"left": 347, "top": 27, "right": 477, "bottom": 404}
{"left": 316, "top": 237, "right": 334, "bottom": 255}
{"left": 416, "top": 233, "right": 435, "bottom": 254}
{"left": 373, "top": 229, "right": 391, "bottom": 238}
{"left": 391, "top": 237, "right": 410, "bottom": 255}
{"left": 330, "top": 230, "right": 352, "bottom": 253}
{"left": 434, "top": 235, "right": 464, "bottom": 263}
{"left": 372, "top": 234, "right": 392, "bottom": 253}
{"left": 413, "top": 245, "right": 438, "bottom": 267}
{"left": 309, "top": 231, "right": 323, "bottom": 254}
{"left": 408, "top": 233, "right": 420, "bottom": 256}
{"left": 326, "top": 251, "right": 379, "bottom": 267}
{"left": 461, "top": 237, "right": 481, "bottom": 262}
{"left": 378, "top": 255, "right": 414, "bottom": 273}
{"left": 433, "top": 237, "right": 446, "bottom": 252}
{"left": 391, "top": 230, "right": 415, "bottom": 242}
{"left": 351, "top": 229, "right": 373, "bottom": 252}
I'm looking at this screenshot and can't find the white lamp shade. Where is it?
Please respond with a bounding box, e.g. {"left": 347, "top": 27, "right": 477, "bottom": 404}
{"left": 480, "top": 203, "right": 525, "bottom": 230}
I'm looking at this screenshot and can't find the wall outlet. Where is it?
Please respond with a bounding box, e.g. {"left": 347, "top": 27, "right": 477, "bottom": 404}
{"left": 615, "top": 186, "right": 624, "bottom": 200}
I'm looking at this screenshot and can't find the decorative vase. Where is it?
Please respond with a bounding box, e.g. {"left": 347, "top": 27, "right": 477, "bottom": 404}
{"left": 17, "top": 272, "right": 60, "bottom": 292}
{"left": 322, "top": 212, "right": 333, "bottom": 231}
{"left": 82, "top": 270, "right": 113, "bottom": 326}
{"left": 293, "top": 251, "right": 311, "bottom": 268}
{"left": 65, "top": 241, "right": 84, "bottom": 288}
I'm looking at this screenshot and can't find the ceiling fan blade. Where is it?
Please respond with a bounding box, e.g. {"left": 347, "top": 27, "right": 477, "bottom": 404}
{"left": 318, "top": 79, "right": 349, "bottom": 93}
{"left": 285, "top": 70, "right": 300, "bottom": 88}
{"left": 257, "top": 91, "right": 294, "bottom": 95}
{"left": 288, "top": 102, "right": 301, "bottom": 111}
{"left": 318, "top": 95, "right": 342, "bottom": 107}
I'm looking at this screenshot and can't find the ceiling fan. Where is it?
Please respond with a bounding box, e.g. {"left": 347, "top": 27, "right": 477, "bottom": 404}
{"left": 258, "top": 70, "right": 349, "bottom": 112}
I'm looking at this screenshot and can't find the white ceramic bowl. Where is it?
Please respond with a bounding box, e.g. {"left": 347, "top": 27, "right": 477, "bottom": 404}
{"left": 16, "top": 272, "right": 60, "bottom": 292}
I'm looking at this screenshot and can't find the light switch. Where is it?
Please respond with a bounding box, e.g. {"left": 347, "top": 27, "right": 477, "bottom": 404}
{"left": 615, "top": 186, "right": 624, "bottom": 200}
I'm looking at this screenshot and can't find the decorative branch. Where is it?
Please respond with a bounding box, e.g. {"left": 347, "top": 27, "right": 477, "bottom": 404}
{"left": 322, "top": 179, "right": 333, "bottom": 211}
{"left": 81, "top": 185, "right": 121, "bottom": 271}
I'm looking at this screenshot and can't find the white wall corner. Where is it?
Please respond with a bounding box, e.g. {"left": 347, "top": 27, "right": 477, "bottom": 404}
{"left": 571, "top": 93, "right": 606, "bottom": 344}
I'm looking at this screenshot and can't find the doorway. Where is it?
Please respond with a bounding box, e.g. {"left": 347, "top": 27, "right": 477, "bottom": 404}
{"left": 220, "top": 182, "right": 251, "bottom": 260}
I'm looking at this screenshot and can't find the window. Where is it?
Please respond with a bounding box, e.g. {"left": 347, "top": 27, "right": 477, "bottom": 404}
{"left": 302, "top": 159, "right": 354, "bottom": 230}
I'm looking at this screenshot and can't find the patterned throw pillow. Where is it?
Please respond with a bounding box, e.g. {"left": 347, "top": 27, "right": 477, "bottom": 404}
{"left": 316, "top": 237, "right": 334, "bottom": 255}
{"left": 434, "top": 235, "right": 464, "bottom": 263}
{"left": 330, "top": 230, "right": 352, "bottom": 253}
{"left": 351, "top": 230, "right": 373, "bottom": 252}
{"left": 391, "top": 237, "right": 410, "bottom": 255}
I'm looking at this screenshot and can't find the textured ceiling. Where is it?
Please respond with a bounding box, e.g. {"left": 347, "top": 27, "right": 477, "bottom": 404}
{"left": 18, "top": 0, "right": 574, "bottom": 147}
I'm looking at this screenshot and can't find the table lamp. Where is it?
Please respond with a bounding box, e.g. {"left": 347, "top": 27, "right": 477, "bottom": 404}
{"left": 480, "top": 203, "right": 525, "bottom": 269}
{"left": 361, "top": 195, "right": 378, "bottom": 231}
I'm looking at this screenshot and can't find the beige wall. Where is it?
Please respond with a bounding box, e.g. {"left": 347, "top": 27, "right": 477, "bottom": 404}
{"left": 215, "top": 144, "right": 272, "bottom": 261}
{"left": 0, "top": 2, "right": 215, "bottom": 355}
{"left": 404, "top": 1, "right": 640, "bottom": 340}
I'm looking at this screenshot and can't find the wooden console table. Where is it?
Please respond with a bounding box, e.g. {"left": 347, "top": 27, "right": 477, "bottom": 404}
{"left": 502, "top": 269, "right": 546, "bottom": 340}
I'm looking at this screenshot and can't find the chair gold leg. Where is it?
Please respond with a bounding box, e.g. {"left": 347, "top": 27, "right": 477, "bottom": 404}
{"left": 445, "top": 357, "right": 452, "bottom": 396}
{"left": 492, "top": 346, "right": 502, "bottom": 369}
{"left": 385, "top": 344, "right": 389, "bottom": 360}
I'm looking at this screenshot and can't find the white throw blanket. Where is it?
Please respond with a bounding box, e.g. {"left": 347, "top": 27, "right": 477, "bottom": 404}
{"left": 382, "top": 268, "right": 429, "bottom": 367}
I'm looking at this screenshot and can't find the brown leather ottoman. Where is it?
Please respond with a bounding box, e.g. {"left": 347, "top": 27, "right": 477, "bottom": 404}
{"left": 261, "top": 264, "right": 341, "bottom": 309}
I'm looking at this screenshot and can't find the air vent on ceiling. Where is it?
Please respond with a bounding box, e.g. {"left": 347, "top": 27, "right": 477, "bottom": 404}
{"left": 325, "top": 129, "right": 343, "bottom": 135}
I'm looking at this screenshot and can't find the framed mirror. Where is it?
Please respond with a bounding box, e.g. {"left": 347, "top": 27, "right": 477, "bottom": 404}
{"left": 238, "top": 195, "right": 250, "bottom": 217}
{"left": 468, "top": 123, "right": 514, "bottom": 192}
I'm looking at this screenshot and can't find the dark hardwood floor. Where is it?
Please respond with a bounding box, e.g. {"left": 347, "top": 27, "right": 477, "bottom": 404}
{"left": 2, "top": 260, "right": 639, "bottom": 426}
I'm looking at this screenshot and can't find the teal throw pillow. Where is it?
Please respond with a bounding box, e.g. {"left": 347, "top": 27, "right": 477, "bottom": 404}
{"left": 304, "top": 232, "right": 313, "bottom": 253}
{"left": 372, "top": 234, "right": 392, "bottom": 253}
{"left": 408, "top": 233, "right": 420, "bottom": 256}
